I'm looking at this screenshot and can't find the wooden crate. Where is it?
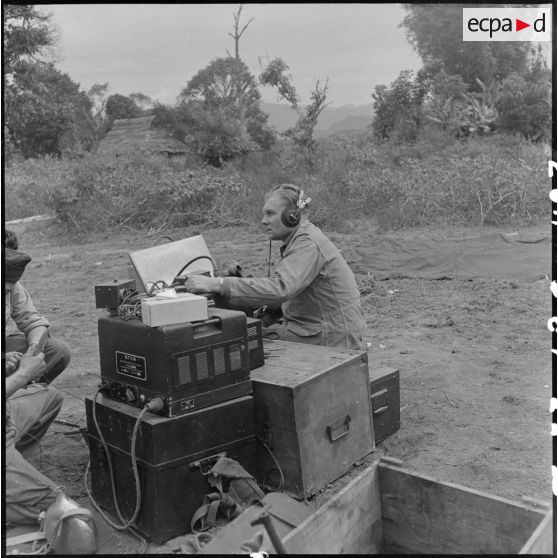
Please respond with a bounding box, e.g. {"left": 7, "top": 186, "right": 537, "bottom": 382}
{"left": 251, "top": 340, "right": 374, "bottom": 498}
{"left": 369, "top": 366, "right": 400, "bottom": 444}
{"left": 278, "top": 457, "right": 553, "bottom": 554}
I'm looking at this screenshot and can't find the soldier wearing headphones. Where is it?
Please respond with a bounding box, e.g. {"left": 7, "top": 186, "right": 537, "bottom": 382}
{"left": 186, "top": 184, "right": 366, "bottom": 351}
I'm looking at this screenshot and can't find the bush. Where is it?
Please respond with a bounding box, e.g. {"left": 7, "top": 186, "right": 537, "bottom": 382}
{"left": 4, "top": 156, "right": 76, "bottom": 220}
{"left": 4, "top": 130, "right": 549, "bottom": 235}
{"left": 306, "top": 128, "right": 549, "bottom": 229}
{"left": 6, "top": 153, "right": 249, "bottom": 235}
{"left": 496, "top": 73, "right": 551, "bottom": 141}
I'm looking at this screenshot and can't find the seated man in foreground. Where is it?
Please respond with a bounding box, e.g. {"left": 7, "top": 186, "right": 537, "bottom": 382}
{"left": 5, "top": 349, "right": 64, "bottom": 525}
{"left": 4, "top": 231, "right": 71, "bottom": 383}
{"left": 4, "top": 246, "right": 66, "bottom": 524}
{"left": 186, "top": 184, "right": 366, "bottom": 351}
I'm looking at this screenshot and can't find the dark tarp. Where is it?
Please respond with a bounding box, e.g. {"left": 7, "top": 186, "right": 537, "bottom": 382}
{"left": 345, "top": 233, "right": 550, "bottom": 281}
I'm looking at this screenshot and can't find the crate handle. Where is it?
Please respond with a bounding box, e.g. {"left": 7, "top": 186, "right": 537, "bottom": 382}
{"left": 327, "top": 415, "right": 351, "bottom": 442}
{"left": 373, "top": 405, "right": 389, "bottom": 416}
{"left": 371, "top": 387, "right": 388, "bottom": 399}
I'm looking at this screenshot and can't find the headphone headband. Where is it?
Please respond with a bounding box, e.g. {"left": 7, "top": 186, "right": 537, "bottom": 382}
{"left": 272, "top": 184, "right": 312, "bottom": 228}
{"left": 274, "top": 184, "right": 310, "bottom": 210}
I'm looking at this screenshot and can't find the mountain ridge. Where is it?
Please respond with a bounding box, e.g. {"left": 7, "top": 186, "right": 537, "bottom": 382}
{"left": 261, "top": 102, "right": 374, "bottom": 135}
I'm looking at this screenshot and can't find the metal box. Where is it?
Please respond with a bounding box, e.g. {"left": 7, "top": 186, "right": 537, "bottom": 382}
{"left": 85, "top": 393, "right": 256, "bottom": 543}
{"left": 251, "top": 340, "right": 374, "bottom": 498}
{"left": 97, "top": 307, "right": 251, "bottom": 416}
{"left": 246, "top": 316, "right": 265, "bottom": 370}
{"left": 369, "top": 367, "right": 400, "bottom": 444}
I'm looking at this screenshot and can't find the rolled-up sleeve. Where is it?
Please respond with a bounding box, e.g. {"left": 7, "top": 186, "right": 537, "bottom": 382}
{"left": 8, "top": 282, "right": 50, "bottom": 335}
{"left": 224, "top": 236, "right": 325, "bottom": 308}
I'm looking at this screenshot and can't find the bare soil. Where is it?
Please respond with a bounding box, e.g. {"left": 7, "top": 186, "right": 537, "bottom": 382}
{"left": 8, "top": 220, "right": 552, "bottom": 554}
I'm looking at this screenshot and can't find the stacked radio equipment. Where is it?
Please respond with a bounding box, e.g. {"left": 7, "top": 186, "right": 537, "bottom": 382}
{"left": 86, "top": 236, "right": 265, "bottom": 542}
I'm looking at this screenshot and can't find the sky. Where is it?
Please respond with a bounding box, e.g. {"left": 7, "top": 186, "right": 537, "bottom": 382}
{"left": 45, "top": 3, "right": 423, "bottom": 107}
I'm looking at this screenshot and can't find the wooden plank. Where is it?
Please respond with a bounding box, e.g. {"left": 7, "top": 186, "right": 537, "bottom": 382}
{"left": 519, "top": 510, "right": 554, "bottom": 554}
{"left": 282, "top": 461, "right": 383, "bottom": 554}
{"left": 379, "top": 461, "right": 547, "bottom": 554}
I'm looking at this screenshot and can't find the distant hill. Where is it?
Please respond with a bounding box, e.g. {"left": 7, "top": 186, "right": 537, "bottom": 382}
{"left": 261, "top": 102, "right": 373, "bottom": 136}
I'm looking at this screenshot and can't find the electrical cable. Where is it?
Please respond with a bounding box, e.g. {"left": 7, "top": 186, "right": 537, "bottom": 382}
{"left": 267, "top": 240, "right": 272, "bottom": 278}
{"left": 175, "top": 255, "right": 216, "bottom": 278}
{"left": 259, "top": 439, "right": 285, "bottom": 492}
{"left": 154, "top": 235, "right": 175, "bottom": 245}
{"left": 146, "top": 280, "right": 169, "bottom": 296}
{"left": 84, "top": 389, "right": 162, "bottom": 552}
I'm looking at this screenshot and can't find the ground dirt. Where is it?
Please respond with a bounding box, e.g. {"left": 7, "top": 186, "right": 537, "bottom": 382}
{"left": 6, "top": 219, "right": 553, "bottom": 554}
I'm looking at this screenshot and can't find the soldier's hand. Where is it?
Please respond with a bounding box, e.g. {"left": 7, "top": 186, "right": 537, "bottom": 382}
{"left": 5, "top": 351, "right": 23, "bottom": 371}
{"left": 185, "top": 275, "right": 221, "bottom": 294}
{"left": 16, "top": 353, "right": 46, "bottom": 384}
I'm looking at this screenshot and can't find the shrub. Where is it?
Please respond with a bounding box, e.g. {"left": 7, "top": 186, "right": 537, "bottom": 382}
{"left": 496, "top": 72, "right": 551, "bottom": 141}
{"left": 4, "top": 130, "right": 549, "bottom": 235}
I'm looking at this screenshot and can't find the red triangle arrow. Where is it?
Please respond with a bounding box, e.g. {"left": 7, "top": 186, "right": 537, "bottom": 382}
{"left": 516, "top": 18, "right": 530, "bottom": 31}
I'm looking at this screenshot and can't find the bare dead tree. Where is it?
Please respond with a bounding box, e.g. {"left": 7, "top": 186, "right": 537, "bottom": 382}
{"left": 260, "top": 57, "right": 331, "bottom": 166}
{"left": 226, "top": 5, "right": 254, "bottom": 59}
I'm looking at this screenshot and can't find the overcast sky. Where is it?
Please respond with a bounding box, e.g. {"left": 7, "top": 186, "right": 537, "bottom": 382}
{"left": 45, "top": 3, "right": 423, "bottom": 107}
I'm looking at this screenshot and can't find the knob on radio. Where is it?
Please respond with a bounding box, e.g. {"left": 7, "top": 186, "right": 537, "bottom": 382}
{"left": 125, "top": 388, "right": 136, "bottom": 403}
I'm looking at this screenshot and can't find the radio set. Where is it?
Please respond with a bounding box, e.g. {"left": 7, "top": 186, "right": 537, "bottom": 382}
{"left": 93, "top": 236, "right": 264, "bottom": 417}
{"left": 97, "top": 307, "right": 254, "bottom": 417}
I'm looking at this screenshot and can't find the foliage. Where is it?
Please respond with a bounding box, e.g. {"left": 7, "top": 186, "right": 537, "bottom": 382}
{"left": 129, "top": 91, "right": 154, "bottom": 112}
{"left": 3, "top": 6, "right": 98, "bottom": 158}
{"left": 3, "top": 4, "right": 55, "bottom": 75}
{"left": 86, "top": 82, "right": 111, "bottom": 142}
{"left": 5, "top": 131, "right": 549, "bottom": 234}
{"left": 459, "top": 78, "right": 500, "bottom": 136}
{"left": 105, "top": 93, "right": 141, "bottom": 120}
{"left": 5, "top": 61, "right": 96, "bottom": 158}
{"left": 371, "top": 70, "right": 426, "bottom": 142}
{"left": 496, "top": 73, "right": 551, "bottom": 141}
{"left": 400, "top": 4, "right": 534, "bottom": 90}
{"left": 5, "top": 153, "right": 250, "bottom": 235}
{"left": 319, "top": 129, "right": 548, "bottom": 228}
{"left": 423, "top": 70, "right": 469, "bottom": 132}
{"left": 177, "top": 57, "right": 274, "bottom": 165}
{"left": 259, "top": 57, "right": 329, "bottom": 166}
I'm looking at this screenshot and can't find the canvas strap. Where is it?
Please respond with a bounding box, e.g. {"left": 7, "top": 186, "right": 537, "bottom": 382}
{"left": 6, "top": 531, "right": 45, "bottom": 547}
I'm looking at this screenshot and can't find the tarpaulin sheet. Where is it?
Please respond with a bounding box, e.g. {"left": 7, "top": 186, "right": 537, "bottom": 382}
{"left": 345, "top": 233, "right": 550, "bottom": 281}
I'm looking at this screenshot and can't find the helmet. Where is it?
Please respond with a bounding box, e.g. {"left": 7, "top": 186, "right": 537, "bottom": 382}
{"left": 42, "top": 491, "right": 97, "bottom": 554}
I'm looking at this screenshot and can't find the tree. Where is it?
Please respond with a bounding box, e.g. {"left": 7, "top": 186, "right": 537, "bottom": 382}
{"left": 178, "top": 57, "right": 274, "bottom": 164}
{"left": 400, "top": 4, "right": 534, "bottom": 90}
{"left": 129, "top": 91, "right": 154, "bottom": 113}
{"left": 3, "top": 4, "right": 55, "bottom": 75}
{"left": 496, "top": 73, "right": 551, "bottom": 141}
{"left": 4, "top": 5, "right": 98, "bottom": 157}
{"left": 259, "top": 57, "right": 329, "bottom": 165}
{"left": 227, "top": 4, "right": 254, "bottom": 60}
{"left": 105, "top": 93, "right": 141, "bottom": 120}
{"left": 86, "top": 82, "right": 110, "bottom": 143}
{"left": 371, "top": 70, "right": 427, "bottom": 142}
{"left": 5, "top": 62, "right": 96, "bottom": 157}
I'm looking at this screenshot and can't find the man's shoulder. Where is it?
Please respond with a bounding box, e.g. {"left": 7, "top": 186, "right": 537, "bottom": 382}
{"left": 291, "top": 222, "right": 340, "bottom": 257}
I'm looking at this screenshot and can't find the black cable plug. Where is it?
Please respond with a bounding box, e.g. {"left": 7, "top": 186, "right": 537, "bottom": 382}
{"left": 145, "top": 397, "right": 165, "bottom": 413}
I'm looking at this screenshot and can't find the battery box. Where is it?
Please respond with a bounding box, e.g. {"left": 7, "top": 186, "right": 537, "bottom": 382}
{"left": 98, "top": 307, "right": 251, "bottom": 417}
{"left": 85, "top": 393, "right": 256, "bottom": 543}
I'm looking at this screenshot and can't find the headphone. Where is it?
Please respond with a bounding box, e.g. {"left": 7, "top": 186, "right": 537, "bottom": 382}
{"left": 274, "top": 184, "right": 312, "bottom": 228}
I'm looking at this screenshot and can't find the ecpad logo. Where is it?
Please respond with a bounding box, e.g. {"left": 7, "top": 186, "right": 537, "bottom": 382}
{"left": 463, "top": 7, "right": 551, "bottom": 42}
